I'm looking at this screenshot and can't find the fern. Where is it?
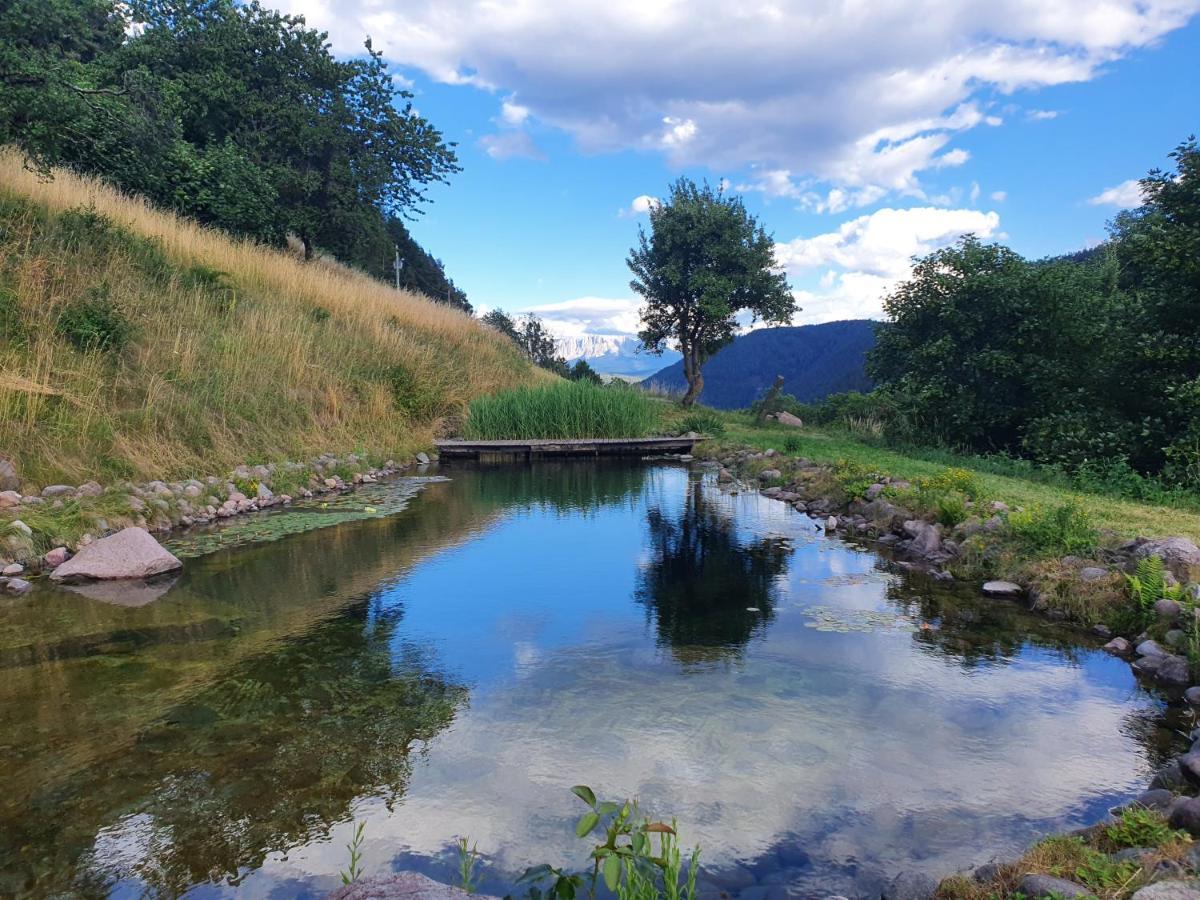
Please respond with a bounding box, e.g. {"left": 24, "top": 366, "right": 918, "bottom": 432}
{"left": 1126, "top": 555, "right": 1171, "bottom": 612}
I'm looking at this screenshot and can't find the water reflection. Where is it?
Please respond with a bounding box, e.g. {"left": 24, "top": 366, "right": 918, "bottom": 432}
{"left": 0, "top": 464, "right": 1181, "bottom": 899}
{"left": 637, "top": 479, "right": 789, "bottom": 661}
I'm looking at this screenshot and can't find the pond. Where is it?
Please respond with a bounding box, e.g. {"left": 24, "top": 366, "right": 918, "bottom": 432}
{"left": 0, "top": 462, "right": 1182, "bottom": 898}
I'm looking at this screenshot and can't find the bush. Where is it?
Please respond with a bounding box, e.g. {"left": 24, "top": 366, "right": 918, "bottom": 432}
{"left": 677, "top": 409, "right": 725, "bottom": 437}
{"left": 56, "top": 287, "right": 132, "bottom": 352}
{"left": 832, "top": 459, "right": 878, "bottom": 500}
{"left": 463, "top": 381, "right": 661, "bottom": 440}
{"left": 1008, "top": 502, "right": 1098, "bottom": 556}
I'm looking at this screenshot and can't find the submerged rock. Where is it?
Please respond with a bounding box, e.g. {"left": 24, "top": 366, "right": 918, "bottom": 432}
{"left": 327, "top": 872, "right": 496, "bottom": 900}
{"left": 49, "top": 527, "right": 182, "bottom": 582}
{"left": 882, "top": 870, "right": 938, "bottom": 900}
{"left": 4, "top": 577, "right": 32, "bottom": 595}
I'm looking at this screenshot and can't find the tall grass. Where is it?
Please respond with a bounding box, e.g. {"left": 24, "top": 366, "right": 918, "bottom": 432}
{"left": 0, "top": 150, "right": 542, "bottom": 485}
{"left": 462, "top": 382, "right": 662, "bottom": 440}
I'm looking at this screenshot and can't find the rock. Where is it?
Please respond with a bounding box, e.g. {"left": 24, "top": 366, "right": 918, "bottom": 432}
{"left": 415, "top": 451, "right": 430, "bottom": 465}
{"left": 1186, "top": 686, "right": 1200, "bottom": 707}
{"left": 904, "top": 520, "right": 942, "bottom": 557}
{"left": 1139, "top": 640, "right": 1169, "bottom": 658}
{"left": 1133, "top": 789, "right": 1177, "bottom": 811}
{"left": 1104, "top": 637, "right": 1131, "bottom": 654}
{"left": 2, "top": 563, "right": 22, "bottom": 576}
{"left": 183, "top": 484, "right": 203, "bottom": 499}
{"left": 40, "top": 484, "right": 74, "bottom": 498}
{"left": 43, "top": 547, "right": 69, "bottom": 568}
{"left": 1158, "top": 599, "right": 1184, "bottom": 621}
{"left": 4, "top": 577, "right": 32, "bottom": 595}
{"left": 1092, "top": 624, "right": 1112, "bottom": 639}
{"left": 759, "top": 469, "right": 782, "bottom": 481}
{"left": 1172, "top": 798, "right": 1200, "bottom": 836}
{"left": 718, "top": 468, "right": 734, "bottom": 483}
{"left": 989, "top": 500, "right": 1009, "bottom": 513}
{"left": 1152, "top": 759, "right": 1188, "bottom": 791}
{"left": 327, "top": 872, "right": 496, "bottom": 900}
{"left": 1159, "top": 655, "right": 1192, "bottom": 685}
{"left": 776, "top": 411, "right": 804, "bottom": 428}
{"left": 1168, "top": 629, "right": 1189, "bottom": 648}
{"left": 866, "top": 483, "right": 886, "bottom": 501}
{"left": 1113, "top": 847, "right": 1154, "bottom": 863}
{"left": 982, "top": 580, "right": 1022, "bottom": 597}
{"left": 1179, "top": 753, "right": 1200, "bottom": 788}
{"left": 49, "top": 527, "right": 182, "bottom": 582}
{"left": 1134, "top": 655, "right": 1164, "bottom": 676}
{"left": 1132, "top": 881, "right": 1200, "bottom": 900}
{"left": 1128, "top": 537, "right": 1200, "bottom": 581}
{"left": 1080, "top": 566, "right": 1108, "bottom": 582}
{"left": 0, "top": 458, "right": 18, "bottom": 492}
{"left": 1018, "top": 874, "right": 1093, "bottom": 898}
{"left": 1186, "top": 845, "right": 1200, "bottom": 872}
{"left": 826, "top": 516, "right": 838, "bottom": 531}
{"left": 76, "top": 480, "right": 103, "bottom": 498}
{"left": 0, "top": 489, "right": 21, "bottom": 508}
{"left": 882, "top": 871, "right": 938, "bottom": 900}
{"left": 256, "top": 482, "right": 274, "bottom": 502}
{"left": 8, "top": 519, "right": 32, "bottom": 538}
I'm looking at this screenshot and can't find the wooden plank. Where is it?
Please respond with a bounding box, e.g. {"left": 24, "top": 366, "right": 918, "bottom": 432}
{"left": 435, "top": 436, "right": 697, "bottom": 460}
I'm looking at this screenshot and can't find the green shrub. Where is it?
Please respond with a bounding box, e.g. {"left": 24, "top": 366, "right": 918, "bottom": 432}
{"left": 1008, "top": 502, "right": 1099, "bottom": 557}
{"left": 782, "top": 434, "right": 803, "bottom": 454}
{"left": 463, "top": 381, "right": 661, "bottom": 440}
{"left": 56, "top": 287, "right": 133, "bottom": 352}
{"left": 1104, "top": 807, "right": 1184, "bottom": 850}
{"left": 678, "top": 409, "right": 725, "bottom": 437}
{"left": 832, "top": 459, "right": 877, "bottom": 499}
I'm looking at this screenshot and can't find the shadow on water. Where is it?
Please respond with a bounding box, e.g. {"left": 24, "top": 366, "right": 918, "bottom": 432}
{"left": 637, "top": 477, "right": 789, "bottom": 662}
{"left": 0, "top": 462, "right": 1186, "bottom": 898}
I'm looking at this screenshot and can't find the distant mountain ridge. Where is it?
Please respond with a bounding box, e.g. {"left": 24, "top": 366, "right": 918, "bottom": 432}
{"left": 555, "top": 334, "right": 682, "bottom": 377}
{"left": 643, "top": 320, "right": 877, "bottom": 409}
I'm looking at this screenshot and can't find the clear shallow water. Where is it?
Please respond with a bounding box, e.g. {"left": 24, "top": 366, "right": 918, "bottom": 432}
{"left": 0, "top": 463, "right": 1181, "bottom": 898}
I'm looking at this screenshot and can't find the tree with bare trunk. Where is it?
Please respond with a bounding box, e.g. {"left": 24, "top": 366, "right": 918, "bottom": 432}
{"left": 627, "top": 178, "right": 795, "bottom": 406}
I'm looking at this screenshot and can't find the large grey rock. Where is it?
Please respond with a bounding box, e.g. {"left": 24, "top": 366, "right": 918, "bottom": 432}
{"left": 40, "top": 484, "right": 74, "bottom": 498}
{"left": 1128, "top": 537, "right": 1200, "bottom": 580}
{"left": 1104, "top": 637, "right": 1132, "bottom": 655}
{"left": 1138, "top": 640, "right": 1169, "bottom": 658}
{"left": 327, "top": 872, "right": 496, "bottom": 900}
{"left": 49, "top": 527, "right": 182, "bottom": 582}
{"left": 903, "top": 520, "right": 942, "bottom": 557}
{"left": 4, "top": 577, "right": 32, "bottom": 595}
{"left": 1186, "top": 686, "right": 1200, "bottom": 707}
{"left": 1180, "top": 753, "right": 1200, "bottom": 788}
{"left": 1173, "top": 797, "right": 1200, "bottom": 836}
{"left": 776, "top": 411, "right": 804, "bottom": 428}
{"left": 1158, "top": 599, "right": 1184, "bottom": 621}
{"left": 0, "top": 458, "right": 18, "bottom": 492}
{"left": 415, "top": 452, "right": 430, "bottom": 465}
{"left": 982, "top": 580, "right": 1022, "bottom": 597}
{"left": 1159, "top": 655, "right": 1193, "bottom": 686}
{"left": 0, "top": 489, "right": 20, "bottom": 508}
{"left": 1018, "top": 874, "right": 1093, "bottom": 898}
{"left": 882, "top": 870, "right": 938, "bottom": 900}
{"left": 1132, "top": 880, "right": 1200, "bottom": 900}
{"left": 1151, "top": 758, "right": 1187, "bottom": 792}
{"left": 1080, "top": 566, "right": 1108, "bottom": 582}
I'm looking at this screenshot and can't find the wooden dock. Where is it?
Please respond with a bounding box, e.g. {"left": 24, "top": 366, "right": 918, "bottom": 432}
{"left": 435, "top": 436, "right": 698, "bottom": 462}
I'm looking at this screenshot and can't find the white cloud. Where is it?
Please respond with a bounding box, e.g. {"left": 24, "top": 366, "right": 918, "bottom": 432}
{"left": 991, "top": 190, "right": 1008, "bottom": 202}
{"left": 620, "top": 194, "right": 660, "bottom": 217}
{"left": 499, "top": 97, "right": 530, "bottom": 126}
{"left": 776, "top": 206, "right": 1001, "bottom": 322}
{"left": 515, "top": 296, "right": 645, "bottom": 339}
{"left": 272, "top": 0, "right": 1198, "bottom": 203}
{"left": 1027, "top": 108, "right": 1060, "bottom": 120}
{"left": 1088, "top": 178, "right": 1145, "bottom": 208}
{"left": 970, "top": 181, "right": 981, "bottom": 203}
{"left": 479, "top": 130, "right": 544, "bottom": 161}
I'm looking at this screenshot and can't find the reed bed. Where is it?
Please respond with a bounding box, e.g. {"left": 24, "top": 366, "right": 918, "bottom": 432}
{"left": 462, "top": 381, "right": 662, "bottom": 440}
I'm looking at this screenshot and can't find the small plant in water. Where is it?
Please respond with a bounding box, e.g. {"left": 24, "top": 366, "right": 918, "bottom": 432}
{"left": 457, "top": 836, "right": 482, "bottom": 894}
{"left": 517, "top": 786, "right": 700, "bottom": 900}
{"left": 340, "top": 821, "right": 366, "bottom": 885}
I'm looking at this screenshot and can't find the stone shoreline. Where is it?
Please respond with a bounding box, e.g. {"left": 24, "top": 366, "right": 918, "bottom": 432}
{"left": 0, "top": 449, "right": 437, "bottom": 592}
{"left": 696, "top": 442, "right": 1200, "bottom": 899}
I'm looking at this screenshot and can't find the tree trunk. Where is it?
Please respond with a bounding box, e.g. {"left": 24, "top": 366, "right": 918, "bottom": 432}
{"left": 681, "top": 348, "right": 704, "bottom": 407}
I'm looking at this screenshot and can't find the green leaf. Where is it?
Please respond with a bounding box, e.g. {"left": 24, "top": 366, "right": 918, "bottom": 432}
{"left": 571, "top": 785, "right": 597, "bottom": 808}
{"left": 603, "top": 854, "right": 622, "bottom": 891}
{"left": 518, "top": 865, "right": 554, "bottom": 884}
{"left": 596, "top": 801, "right": 620, "bottom": 817}
{"left": 575, "top": 812, "right": 600, "bottom": 838}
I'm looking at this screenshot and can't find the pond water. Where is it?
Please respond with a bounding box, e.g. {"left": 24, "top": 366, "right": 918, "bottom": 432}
{"left": 0, "top": 463, "right": 1182, "bottom": 899}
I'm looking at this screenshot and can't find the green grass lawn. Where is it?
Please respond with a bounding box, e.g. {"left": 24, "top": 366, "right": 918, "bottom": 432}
{"left": 713, "top": 415, "right": 1200, "bottom": 542}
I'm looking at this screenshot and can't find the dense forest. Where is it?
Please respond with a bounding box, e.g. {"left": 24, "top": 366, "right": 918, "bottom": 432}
{"left": 815, "top": 137, "right": 1199, "bottom": 489}
{"left": 644, "top": 320, "right": 875, "bottom": 408}
{"left": 0, "top": 0, "right": 470, "bottom": 310}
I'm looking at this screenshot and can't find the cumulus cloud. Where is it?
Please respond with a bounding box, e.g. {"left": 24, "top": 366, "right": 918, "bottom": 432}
{"left": 272, "top": 0, "right": 1198, "bottom": 202}
{"left": 1088, "top": 178, "right": 1145, "bottom": 208}
{"left": 776, "top": 206, "right": 1002, "bottom": 322}
{"left": 514, "top": 297, "right": 645, "bottom": 339}
{"left": 620, "top": 194, "right": 661, "bottom": 217}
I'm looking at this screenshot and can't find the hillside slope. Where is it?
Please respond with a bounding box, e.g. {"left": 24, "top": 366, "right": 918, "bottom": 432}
{"left": 643, "top": 320, "right": 876, "bottom": 409}
{"left": 0, "top": 152, "right": 538, "bottom": 487}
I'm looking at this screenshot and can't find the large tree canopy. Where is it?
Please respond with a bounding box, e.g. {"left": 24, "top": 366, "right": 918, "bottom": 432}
{"left": 867, "top": 136, "right": 1200, "bottom": 485}
{"left": 628, "top": 178, "right": 795, "bottom": 406}
{"left": 0, "top": 0, "right": 468, "bottom": 308}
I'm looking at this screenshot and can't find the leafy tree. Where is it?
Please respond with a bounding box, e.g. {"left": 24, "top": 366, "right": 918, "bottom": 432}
{"left": 628, "top": 178, "right": 795, "bottom": 406}
{"left": 480, "top": 309, "right": 569, "bottom": 374}
{"left": 569, "top": 359, "right": 603, "bottom": 384}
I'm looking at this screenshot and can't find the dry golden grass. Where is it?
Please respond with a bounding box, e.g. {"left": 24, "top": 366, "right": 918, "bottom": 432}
{"left": 0, "top": 150, "right": 542, "bottom": 486}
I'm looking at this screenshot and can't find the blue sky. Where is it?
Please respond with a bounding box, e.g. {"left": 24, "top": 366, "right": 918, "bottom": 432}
{"left": 277, "top": 0, "right": 1200, "bottom": 340}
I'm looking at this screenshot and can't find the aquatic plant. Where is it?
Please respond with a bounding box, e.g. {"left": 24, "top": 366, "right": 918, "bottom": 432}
{"left": 340, "top": 821, "right": 366, "bottom": 885}
{"left": 457, "top": 837, "right": 482, "bottom": 895}
{"left": 463, "top": 381, "right": 662, "bottom": 440}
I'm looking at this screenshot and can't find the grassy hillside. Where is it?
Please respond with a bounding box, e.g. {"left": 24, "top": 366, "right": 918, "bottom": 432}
{"left": 0, "top": 152, "right": 539, "bottom": 488}
{"left": 643, "top": 320, "right": 875, "bottom": 408}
